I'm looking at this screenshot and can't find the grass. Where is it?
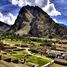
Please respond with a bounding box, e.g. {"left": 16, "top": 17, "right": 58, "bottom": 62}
{"left": 9, "top": 50, "right": 28, "bottom": 60}
{"left": 2, "top": 38, "right": 52, "bottom": 47}
{"left": 30, "top": 41, "right": 43, "bottom": 45}
{"left": 2, "top": 38, "right": 44, "bottom": 46}
{"left": 8, "top": 50, "right": 51, "bottom": 66}
{"left": 2, "top": 39, "right": 22, "bottom": 46}
{"left": 0, "top": 34, "right": 53, "bottom": 46}
{"left": 26, "top": 55, "right": 51, "bottom": 66}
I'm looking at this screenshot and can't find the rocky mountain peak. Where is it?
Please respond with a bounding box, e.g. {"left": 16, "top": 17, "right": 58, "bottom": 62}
{"left": 9, "top": 5, "right": 67, "bottom": 39}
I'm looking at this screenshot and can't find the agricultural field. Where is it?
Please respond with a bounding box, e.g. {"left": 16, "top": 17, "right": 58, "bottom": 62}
{"left": 0, "top": 34, "right": 67, "bottom": 67}
{"left": 8, "top": 50, "right": 52, "bottom": 66}
{"left": 50, "top": 63, "right": 67, "bottom": 67}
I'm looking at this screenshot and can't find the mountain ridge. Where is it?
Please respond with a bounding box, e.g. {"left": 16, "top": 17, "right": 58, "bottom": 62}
{"left": 59, "top": 23, "right": 67, "bottom": 29}
{"left": 0, "top": 5, "right": 67, "bottom": 39}
{"left": 9, "top": 5, "right": 67, "bottom": 39}
{"left": 0, "top": 21, "right": 10, "bottom": 32}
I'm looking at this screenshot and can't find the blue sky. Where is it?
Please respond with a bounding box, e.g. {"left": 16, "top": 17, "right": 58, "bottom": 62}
{"left": 51, "top": 0, "right": 67, "bottom": 25}
{"left": 0, "top": 0, "right": 67, "bottom": 26}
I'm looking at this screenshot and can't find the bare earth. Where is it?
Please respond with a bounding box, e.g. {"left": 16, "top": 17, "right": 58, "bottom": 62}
{"left": 50, "top": 63, "right": 67, "bottom": 67}
{"left": 0, "top": 60, "right": 30, "bottom": 67}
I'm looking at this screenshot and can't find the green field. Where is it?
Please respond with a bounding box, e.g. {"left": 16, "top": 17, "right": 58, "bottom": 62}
{"left": 8, "top": 50, "right": 52, "bottom": 66}
{"left": 9, "top": 50, "right": 28, "bottom": 60}
{"left": 25, "top": 55, "right": 51, "bottom": 66}
{"left": 0, "top": 33, "right": 54, "bottom": 46}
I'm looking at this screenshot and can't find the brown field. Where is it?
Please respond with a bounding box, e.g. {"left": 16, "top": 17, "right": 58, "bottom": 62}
{"left": 50, "top": 63, "right": 67, "bottom": 67}
{"left": 0, "top": 60, "right": 30, "bottom": 67}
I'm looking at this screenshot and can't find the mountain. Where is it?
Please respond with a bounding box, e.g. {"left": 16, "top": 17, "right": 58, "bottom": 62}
{"left": 59, "top": 24, "right": 67, "bottom": 29}
{"left": 0, "top": 21, "right": 10, "bottom": 32}
{"left": 8, "top": 5, "right": 67, "bottom": 39}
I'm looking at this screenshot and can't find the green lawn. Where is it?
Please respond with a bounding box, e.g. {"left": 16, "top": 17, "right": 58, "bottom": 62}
{"left": 26, "top": 55, "right": 51, "bottom": 66}
{"left": 9, "top": 50, "right": 28, "bottom": 60}
{"left": 9, "top": 50, "right": 52, "bottom": 66}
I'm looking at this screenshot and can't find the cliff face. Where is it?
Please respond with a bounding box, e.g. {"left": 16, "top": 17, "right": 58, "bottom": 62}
{"left": 9, "top": 5, "right": 67, "bottom": 38}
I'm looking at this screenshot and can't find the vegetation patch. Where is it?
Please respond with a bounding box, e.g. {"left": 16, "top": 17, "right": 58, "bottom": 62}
{"left": 26, "top": 55, "right": 51, "bottom": 66}
{"left": 8, "top": 49, "right": 51, "bottom": 66}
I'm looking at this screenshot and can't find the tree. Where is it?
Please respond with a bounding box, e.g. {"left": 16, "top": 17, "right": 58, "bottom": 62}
{"left": 49, "top": 35, "right": 53, "bottom": 39}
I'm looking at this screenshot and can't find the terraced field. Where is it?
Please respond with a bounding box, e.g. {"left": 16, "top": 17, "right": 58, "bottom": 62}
{"left": 8, "top": 50, "right": 52, "bottom": 66}
{"left": 0, "top": 60, "right": 30, "bottom": 67}
{"left": 50, "top": 63, "right": 67, "bottom": 67}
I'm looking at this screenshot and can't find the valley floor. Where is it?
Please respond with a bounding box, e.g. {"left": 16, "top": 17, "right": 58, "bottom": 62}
{"left": 0, "top": 36, "right": 67, "bottom": 67}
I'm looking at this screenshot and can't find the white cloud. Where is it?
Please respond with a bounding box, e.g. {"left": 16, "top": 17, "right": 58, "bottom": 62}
{"left": 53, "top": 18, "right": 64, "bottom": 24}
{"left": 0, "top": 12, "right": 4, "bottom": 22}
{"left": 53, "top": 18, "right": 58, "bottom": 23}
{"left": 0, "top": 12, "right": 16, "bottom": 25}
{"left": 10, "top": 0, "right": 61, "bottom": 16}
{"left": 11, "top": 0, "right": 18, "bottom": 5}
{"left": 10, "top": 0, "right": 25, "bottom": 7}
{"left": 0, "top": 0, "right": 61, "bottom": 25}
{"left": 43, "top": 3, "right": 61, "bottom": 16}
{"left": 53, "top": 18, "right": 63, "bottom": 24}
